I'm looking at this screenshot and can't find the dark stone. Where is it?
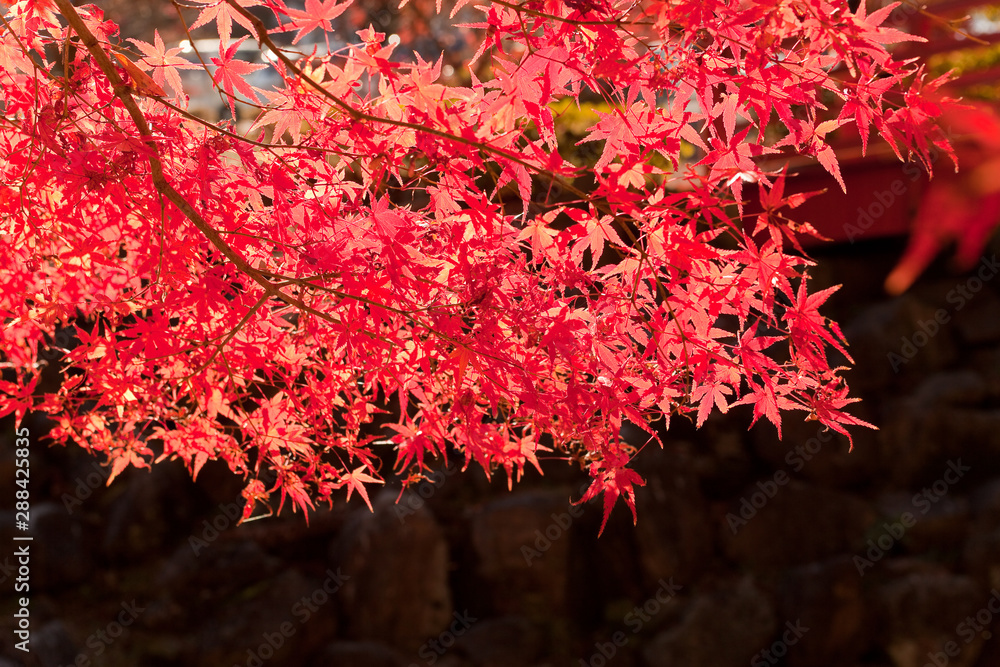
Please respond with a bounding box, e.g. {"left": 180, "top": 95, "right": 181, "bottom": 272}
{"left": 870, "top": 563, "right": 984, "bottom": 667}
{"left": 874, "top": 492, "right": 969, "bottom": 559}
{"left": 100, "top": 461, "right": 206, "bottom": 561}
{"left": 967, "top": 621, "right": 1000, "bottom": 667}
{"left": 720, "top": 481, "right": 875, "bottom": 572}
{"left": 191, "top": 568, "right": 336, "bottom": 666}
{"left": 842, "top": 296, "right": 958, "bottom": 392}
{"left": 963, "top": 528, "right": 1000, "bottom": 585}
{"left": 31, "top": 620, "right": 78, "bottom": 667}
{"left": 969, "top": 478, "right": 1000, "bottom": 525}
{"left": 192, "top": 458, "right": 248, "bottom": 507}
{"left": 453, "top": 615, "right": 544, "bottom": 667}
{"left": 954, "top": 289, "right": 1000, "bottom": 345}
{"left": 963, "top": 479, "right": 1000, "bottom": 580}
{"left": 751, "top": 407, "right": 881, "bottom": 488}
{"left": 470, "top": 487, "right": 579, "bottom": 619}
{"left": 902, "top": 371, "right": 988, "bottom": 406}
{"left": 632, "top": 441, "right": 713, "bottom": 584}
{"left": 877, "top": 372, "right": 993, "bottom": 488}
{"left": 26, "top": 502, "right": 93, "bottom": 590}
{"left": 155, "top": 538, "right": 283, "bottom": 608}
{"left": 777, "top": 557, "right": 872, "bottom": 667}
{"left": 968, "top": 347, "right": 1000, "bottom": 398}
{"left": 690, "top": 423, "right": 758, "bottom": 499}
{"left": 308, "top": 641, "right": 408, "bottom": 667}
{"left": 332, "top": 488, "right": 452, "bottom": 652}
{"left": 642, "top": 576, "right": 776, "bottom": 667}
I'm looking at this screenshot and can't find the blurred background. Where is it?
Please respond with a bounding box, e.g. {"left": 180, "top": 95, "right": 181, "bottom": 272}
{"left": 6, "top": 0, "right": 1000, "bottom": 666}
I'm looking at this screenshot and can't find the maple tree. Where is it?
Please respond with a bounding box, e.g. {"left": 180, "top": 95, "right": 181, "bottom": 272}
{"left": 0, "top": 0, "right": 956, "bottom": 532}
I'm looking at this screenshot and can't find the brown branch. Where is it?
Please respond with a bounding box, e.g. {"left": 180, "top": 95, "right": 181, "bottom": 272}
{"left": 489, "top": 0, "right": 653, "bottom": 27}
{"left": 219, "top": 0, "right": 582, "bottom": 192}
{"left": 50, "top": 0, "right": 361, "bottom": 336}
{"left": 48, "top": 0, "right": 541, "bottom": 376}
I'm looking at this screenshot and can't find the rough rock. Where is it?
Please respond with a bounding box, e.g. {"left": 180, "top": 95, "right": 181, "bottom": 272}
{"left": 155, "top": 538, "right": 283, "bottom": 609}
{"left": 308, "top": 641, "right": 408, "bottom": 667}
{"left": 642, "top": 576, "right": 776, "bottom": 667}
{"left": 25, "top": 502, "right": 93, "bottom": 590}
{"left": 332, "top": 488, "right": 452, "bottom": 652}
{"left": 874, "top": 492, "right": 970, "bottom": 559}
{"left": 471, "top": 487, "right": 579, "bottom": 618}
{"left": 963, "top": 529, "right": 1000, "bottom": 585}
{"left": 870, "top": 563, "right": 984, "bottom": 667}
{"left": 876, "top": 372, "right": 992, "bottom": 488}
{"left": 720, "top": 481, "right": 875, "bottom": 572}
{"left": 632, "top": 442, "right": 714, "bottom": 585}
{"left": 969, "top": 478, "right": 1000, "bottom": 526}
{"left": 842, "top": 296, "right": 958, "bottom": 393}
{"left": 100, "top": 461, "right": 206, "bottom": 561}
{"left": 190, "top": 568, "right": 335, "bottom": 666}
{"left": 963, "top": 479, "right": 1000, "bottom": 584}
{"left": 453, "top": 615, "right": 544, "bottom": 667}
{"left": 31, "top": 620, "right": 79, "bottom": 667}
{"left": 953, "top": 288, "right": 1000, "bottom": 345}
{"left": 777, "top": 557, "right": 872, "bottom": 667}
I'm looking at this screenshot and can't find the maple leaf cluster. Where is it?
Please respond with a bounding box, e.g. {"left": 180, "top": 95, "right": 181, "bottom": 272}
{"left": 0, "top": 0, "right": 951, "bottom": 531}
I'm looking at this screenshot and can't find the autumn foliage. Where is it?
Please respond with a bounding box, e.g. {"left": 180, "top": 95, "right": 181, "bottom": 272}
{"left": 0, "top": 0, "right": 955, "bottom": 531}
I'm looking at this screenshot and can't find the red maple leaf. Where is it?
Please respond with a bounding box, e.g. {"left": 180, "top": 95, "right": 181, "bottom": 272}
{"left": 691, "top": 380, "right": 732, "bottom": 428}
{"left": 189, "top": 0, "right": 261, "bottom": 47}
{"left": 785, "top": 279, "right": 850, "bottom": 371}
{"left": 341, "top": 465, "right": 383, "bottom": 511}
{"left": 211, "top": 36, "right": 267, "bottom": 117}
{"left": 128, "top": 30, "right": 199, "bottom": 99}
{"left": 576, "top": 449, "right": 645, "bottom": 536}
{"left": 283, "top": 0, "right": 350, "bottom": 44}
{"left": 3, "top": 0, "right": 931, "bottom": 532}
{"left": 807, "top": 380, "right": 877, "bottom": 451}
